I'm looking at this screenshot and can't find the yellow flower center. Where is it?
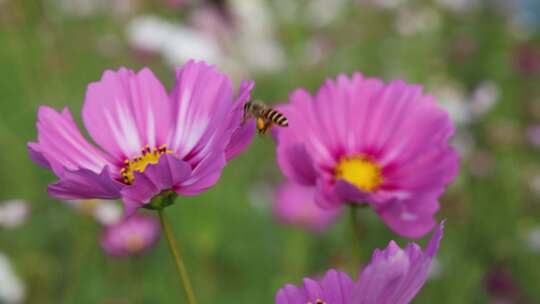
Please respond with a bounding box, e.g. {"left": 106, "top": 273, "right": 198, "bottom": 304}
{"left": 335, "top": 156, "right": 383, "bottom": 192}
{"left": 120, "top": 144, "right": 172, "bottom": 185}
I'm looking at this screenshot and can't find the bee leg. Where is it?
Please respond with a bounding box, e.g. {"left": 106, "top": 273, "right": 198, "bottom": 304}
{"left": 241, "top": 111, "right": 252, "bottom": 126}
{"left": 260, "top": 120, "right": 273, "bottom": 135}
{"left": 256, "top": 117, "right": 266, "bottom": 134}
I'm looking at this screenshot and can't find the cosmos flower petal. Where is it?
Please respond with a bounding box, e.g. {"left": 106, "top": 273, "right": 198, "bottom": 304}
{"left": 27, "top": 142, "right": 51, "bottom": 169}
{"left": 225, "top": 80, "right": 256, "bottom": 161}
{"left": 276, "top": 284, "right": 308, "bottom": 304}
{"left": 274, "top": 182, "right": 341, "bottom": 231}
{"left": 385, "top": 221, "right": 445, "bottom": 304}
{"left": 48, "top": 166, "right": 123, "bottom": 200}
{"left": 169, "top": 60, "right": 234, "bottom": 162}
{"left": 314, "top": 179, "right": 342, "bottom": 209}
{"left": 384, "top": 147, "right": 459, "bottom": 191}
{"left": 32, "top": 106, "right": 115, "bottom": 175}
{"left": 318, "top": 270, "right": 356, "bottom": 304}
{"left": 121, "top": 154, "right": 192, "bottom": 215}
{"left": 175, "top": 151, "right": 226, "bottom": 196}
{"left": 101, "top": 214, "right": 161, "bottom": 257}
{"left": 375, "top": 194, "right": 439, "bottom": 238}
{"left": 277, "top": 144, "right": 318, "bottom": 186}
{"left": 275, "top": 223, "right": 444, "bottom": 304}
{"left": 226, "top": 119, "right": 256, "bottom": 161}
{"left": 82, "top": 67, "right": 171, "bottom": 160}
{"left": 275, "top": 270, "right": 354, "bottom": 304}
{"left": 353, "top": 222, "right": 444, "bottom": 303}
{"left": 334, "top": 180, "right": 371, "bottom": 204}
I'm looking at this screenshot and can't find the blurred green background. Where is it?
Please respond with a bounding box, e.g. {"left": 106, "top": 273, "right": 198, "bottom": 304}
{"left": 1, "top": 0, "right": 540, "bottom": 303}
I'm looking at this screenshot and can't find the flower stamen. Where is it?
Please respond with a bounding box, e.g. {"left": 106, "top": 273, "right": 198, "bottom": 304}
{"left": 120, "top": 144, "right": 172, "bottom": 184}
{"left": 335, "top": 156, "right": 383, "bottom": 192}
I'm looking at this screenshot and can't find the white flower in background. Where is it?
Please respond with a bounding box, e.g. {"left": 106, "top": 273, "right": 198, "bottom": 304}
{"left": 0, "top": 253, "right": 26, "bottom": 304}
{"left": 126, "top": 15, "right": 221, "bottom": 67}
{"left": 56, "top": 0, "right": 138, "bottom": 17}
{"left": 272, "top": 0, "right": 301, "bottom": 22}
{"left": 524, "top": 226, "right": 540, "bottom": 252}
{"left": 433, "top": 79, "right": 470, "bottom": 125}
{"left": 228, "top": 0, "right": 286, "bottom": 72}
{"left": 469, "top": 81, "right": 500, "bottom": 118}
{"left": 395, "top": 6, "right": 441, "bottom": 36}
{"left": 451, "top": 130, "right": 476, "bottom": 159}
{"left": 64, "top": 199, "right": 122, "bottom": 226}
{"left": 306, "top": 0, "right": 347, "bottom": 27}
{"left": 432, "top": 77, "right": 499, "bottom": 160}
{"left": 126, "top": 1, "right": 286, "bottom": 75}
{"left": 433, "top": 78, "right": 500, "bottom": 126}
{"left": 357, "top": 0, "right": 405, "bottom": 10}
{"left": 528, "top": 174, "right": 540, "bottom": 201}
{"left": 0, "top": 200, "right": 29, "bottom": 229}
{"left": 435, "top": 0, "right": 479, "bottom": 13}
{"left": 93, "top": 203, "right": 123, "bottom": 226}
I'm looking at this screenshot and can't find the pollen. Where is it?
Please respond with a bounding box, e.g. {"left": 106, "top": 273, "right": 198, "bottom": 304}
{"left": 120, "top": 144, "right": 172, "bottom": 185}
{"left": 335, "top": 156, "right": 383, "bottom": 192}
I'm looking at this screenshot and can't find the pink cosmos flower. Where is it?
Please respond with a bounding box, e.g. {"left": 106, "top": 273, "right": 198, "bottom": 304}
{"left": 101, "top": 214, "right": 160, "bottom": 257}
{"left": 274, "top": 74, "right": 458, "bottom": 238}
{"left": 28, "top": 60, "right": 255, "bottom": 215}
{"left": 274, "top": 182, "right": 341, "bottom": 232}
{"left": 275, "top": 222, "right": 444, "bottom": 304}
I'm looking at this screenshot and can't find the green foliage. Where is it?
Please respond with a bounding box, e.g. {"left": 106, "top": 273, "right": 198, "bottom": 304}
{"left": 1, "top": 0, "right": 539, "bottom": 303}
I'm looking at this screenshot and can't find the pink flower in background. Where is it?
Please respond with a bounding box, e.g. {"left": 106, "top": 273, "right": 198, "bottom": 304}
{"left": 526, "top": 124, "right": 540, "bottom": 147}
{"left": 101, "top": 214, "right": 160, "bottom": 257}
{"left": 274, "top": 182, "right": 341, "bottom": 232}
{"left": 274, "top": 74, "right": 458, "bottom": 238}
{"left": 29, "top": 60, "right": 255, "bottom": 215}
{"left": 275, "top": 222, "right": 444, "bottom": 304}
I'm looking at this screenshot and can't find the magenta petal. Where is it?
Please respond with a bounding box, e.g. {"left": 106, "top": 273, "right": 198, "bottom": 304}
{"left": 375, "top": 195, "right": 439, "bottom": 239}
{"left": 225, "top": 80, "right": 256, "bottom": 160}
{"left": 276, "top": 284, "right": 308, "bottom": 304}
{"left": 121, "top": 154, "right": 192, "bottom": 215}
{"left": 274, "top": 182, "right": 341, "bottom": 231}
{"left": 386, "top": 222, "right": 445, "bottom": 304}
{"left": 82, "top": 67, "right": 171, "bottom": 160}
{"left": 274, "top": 269, "right": 354, "bottom": 304}
{"left": 48, "top": 166, "right": 123, "bottom": 200}
{"left": 277, "top": 143, "right": 318, "bottom": 186}
{"left": 33, "top": 106, "right": 115, "bottom": 174}
{"left": 226, "top": 119, "right": 256, "bottom": 161}
{"left": 275, "top": 223, "right": 445, "bottom": 304}
{"left": 318, "top": 270, "right": 356, "bottom": 304}
{"left": 176, "top": 151, "right": 226, "bottom": 196}
{"left": 101, "top": 214, "right": 161, "bottom": 257}
{"left": 334, "top": 180, "right": 371, "bottom": 204}
{"left": 28, "top": 142, "right": 50, "bottom": 169}
{"left": 352, "top": 222, "right": 445, "bottom": 304}
{"left": 168, "top": 60, "right": 234, "bottom": 162}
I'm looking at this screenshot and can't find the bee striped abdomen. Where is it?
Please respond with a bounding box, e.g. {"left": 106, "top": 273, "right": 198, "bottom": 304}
{"left": 265, "top": 109, "right": 289, "bottom": 127}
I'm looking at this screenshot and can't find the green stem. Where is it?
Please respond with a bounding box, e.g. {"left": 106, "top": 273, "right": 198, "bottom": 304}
{"left": 158, "top": 209, "right": 198, "bottom": 304}
{"left": 349, "top": 204, "right": 361, "bottom": 273}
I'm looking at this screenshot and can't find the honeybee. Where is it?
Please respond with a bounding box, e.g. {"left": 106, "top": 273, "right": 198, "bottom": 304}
{"left": 242, "top": 100, "right": 289, "bottom": 134}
